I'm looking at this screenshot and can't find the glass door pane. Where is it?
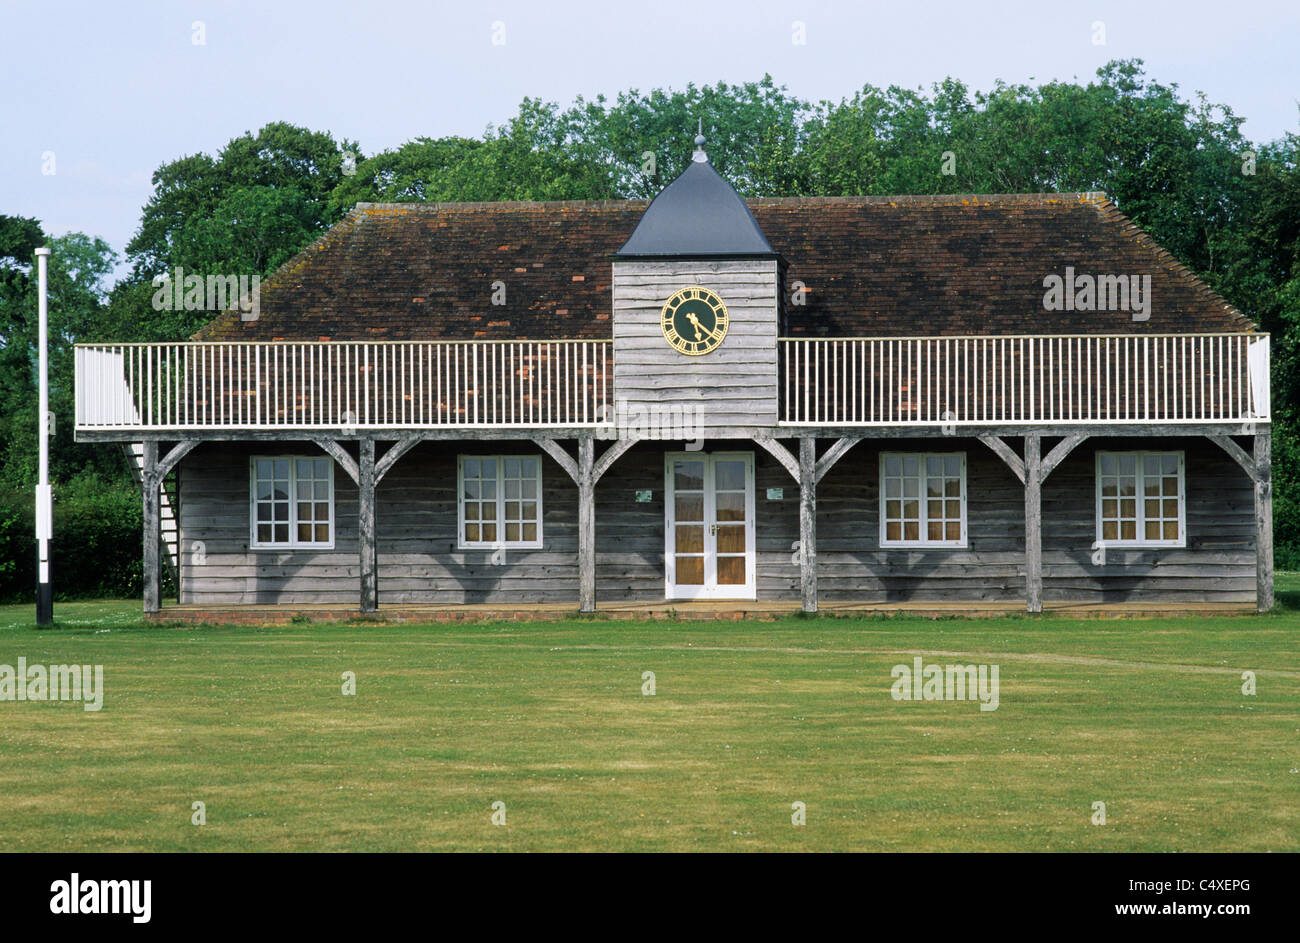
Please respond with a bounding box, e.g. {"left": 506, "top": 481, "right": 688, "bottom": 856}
{"left": 712, "top": 459, "right": 748, "bottom": 585}
{"left": 672, "top": 459, "right": 705, "bottom": 585}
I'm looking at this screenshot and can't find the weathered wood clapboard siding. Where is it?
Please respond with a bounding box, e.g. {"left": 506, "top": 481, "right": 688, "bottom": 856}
{"left": 178, "top": 436, "right": 1256, "bottom": 606}
{"left": 1041, "top": 437, "right": 1256, "bottom": 602}
{"left": 805, "top": 437, "right": 1255, "bottom": 603}
{"left": 611, "top": 261, "right": 780, "bottom": 430}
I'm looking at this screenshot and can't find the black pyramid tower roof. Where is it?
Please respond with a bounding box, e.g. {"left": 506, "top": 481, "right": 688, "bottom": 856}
{"left": 616, "top": 136, "right": 777, "bottom": 258}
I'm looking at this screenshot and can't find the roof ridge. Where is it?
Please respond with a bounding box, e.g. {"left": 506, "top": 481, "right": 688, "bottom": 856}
{"left": 349, "top": 192, "right": 1109, "bottom": 213}
{"left": 353, "top": 199, "right": 647, "bottom": 212}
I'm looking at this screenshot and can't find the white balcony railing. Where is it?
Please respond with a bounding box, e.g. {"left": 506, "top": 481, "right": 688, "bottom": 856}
{"left": 75, "top": 333, "right": 1270, "bottom": 434}
{"left": 75, "top": 340, "right": 612, "bottom": 431}
{"left": 780, "top": 333, "right": 1269, "bottom": 426}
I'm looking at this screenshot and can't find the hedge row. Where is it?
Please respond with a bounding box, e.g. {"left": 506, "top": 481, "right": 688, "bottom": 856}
{"left": 0, "top": 474, "right": 171, "bottom": 602}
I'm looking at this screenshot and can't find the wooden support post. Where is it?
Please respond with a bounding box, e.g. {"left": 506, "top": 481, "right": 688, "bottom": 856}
{"left": 358, "top": 438, "right": 377, "bottom": 613}
{"left": 799, "top": 437, "right": 817, "bottom": 613}
{"left": 1024, "top": 434, "right": 1042, "bottom": 613}
{"left": 141, "top": 440, "right": 160, "bottom": 614}
{"left": 577, "top": 435, "right": 596, "bottom": 613}
{"left": 1255, "top": 433, "right": 1274, "bottom": 612}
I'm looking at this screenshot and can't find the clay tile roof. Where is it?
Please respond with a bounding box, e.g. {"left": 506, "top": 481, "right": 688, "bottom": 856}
{"left": 193, "top": 192, "right": 1254, "bottom": 341}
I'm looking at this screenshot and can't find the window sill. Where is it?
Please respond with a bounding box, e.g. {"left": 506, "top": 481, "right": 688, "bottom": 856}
{"left": 250, "top": 543, "right": 336, "bottom": 551}
{"left": 458, "top": 542, "right": 544, "bottom": 552}
{"left": 880, "top": 541, "right": 969, "bottom": 550}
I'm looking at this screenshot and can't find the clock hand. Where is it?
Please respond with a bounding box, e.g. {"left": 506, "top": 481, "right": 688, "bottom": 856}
{"left": 685, "top": 311, "right": 704, "bottom": 341}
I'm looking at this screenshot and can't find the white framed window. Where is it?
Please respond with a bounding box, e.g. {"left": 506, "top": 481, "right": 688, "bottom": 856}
{"left": 880, "top": 452, "right": 967, "bottom": 547}
{"left": 458, "top": 455, "right": 543, "bottom": 549}
{"left": 250, "top": 456, "right": 334, "bottom": 549}
{"left": 1096, "top": 451, "right": 1185, "bottom": 547}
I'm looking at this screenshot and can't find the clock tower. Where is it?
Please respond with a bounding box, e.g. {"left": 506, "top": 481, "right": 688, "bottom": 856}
{"left": 610, "top": 131, "right": 783, "bottom": 435}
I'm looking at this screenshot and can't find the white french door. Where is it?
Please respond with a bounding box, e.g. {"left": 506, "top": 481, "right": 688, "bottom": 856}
{"left": 665, "top": 452, "right": 756, "bottom": 600}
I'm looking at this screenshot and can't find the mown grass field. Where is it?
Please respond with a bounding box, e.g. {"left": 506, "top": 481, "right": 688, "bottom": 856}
{"left": 0, "top": 583, "right": 1297, "bottom": 852}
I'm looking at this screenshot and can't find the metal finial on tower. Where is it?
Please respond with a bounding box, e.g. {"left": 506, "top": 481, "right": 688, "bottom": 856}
{"left": 692, "top": 119, "right": 708, "bottom": 163}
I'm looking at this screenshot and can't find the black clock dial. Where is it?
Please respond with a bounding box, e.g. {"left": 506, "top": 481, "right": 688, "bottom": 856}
{"left": 660, "top": 286, "right": 729, "bottom": 356}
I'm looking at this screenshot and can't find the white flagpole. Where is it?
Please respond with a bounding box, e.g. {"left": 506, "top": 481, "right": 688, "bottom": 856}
{"left": 35, "top": 246, "right": 52, "bottom": 625}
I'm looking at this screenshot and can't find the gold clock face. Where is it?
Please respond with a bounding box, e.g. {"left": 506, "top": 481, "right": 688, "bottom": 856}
{"left": 661, "top": 286, "right": 729, "bottom": 356}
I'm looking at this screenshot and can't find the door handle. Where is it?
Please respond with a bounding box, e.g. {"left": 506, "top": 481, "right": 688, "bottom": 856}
{"left": 710, "top": 524, "right": 717, "bottom": 536}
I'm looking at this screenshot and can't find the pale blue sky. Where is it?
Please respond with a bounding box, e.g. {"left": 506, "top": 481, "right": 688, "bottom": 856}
{"left": 2, "top": 0, "right": 1297, "bottom": 282}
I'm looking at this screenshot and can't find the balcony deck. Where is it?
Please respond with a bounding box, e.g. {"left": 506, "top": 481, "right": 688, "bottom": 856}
{"left": 74, "top": 333, "right": 1270, "bottom": 439}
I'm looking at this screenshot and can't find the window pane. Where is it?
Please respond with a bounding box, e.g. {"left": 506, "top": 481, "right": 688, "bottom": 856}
{"left": 715, "top": 461, "right": 745, "bottom": 492}
{"left": 676, "top": 556, "right": 704, "bottom": 585}
{"left": 717, "top": 556, "right": 745, "bottom": 585}
{"left": 674, "top": 462, "right": 704, "bottom": 491}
